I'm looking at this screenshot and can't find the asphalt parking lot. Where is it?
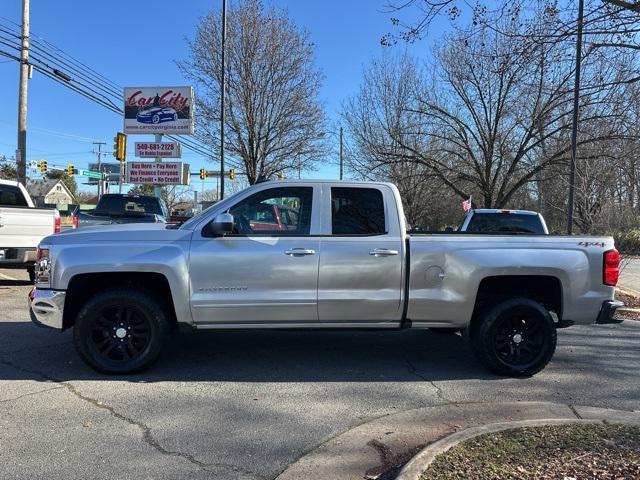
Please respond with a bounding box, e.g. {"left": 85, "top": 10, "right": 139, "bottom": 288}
{"left": 1, "top": 268, "right": 639, "bottom": 480}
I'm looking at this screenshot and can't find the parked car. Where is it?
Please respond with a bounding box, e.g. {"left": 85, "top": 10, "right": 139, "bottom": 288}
{"left": 75, "top": 194, "right": 168, "bottom": 227}
{"left": 459, "top": 209, "right": 549, "bottom": 234}
{"left": 0, "top": 179, "right": 59, "bottom": 282}
{"left": 30, "top": 180, "right": 622, "bottom": 376}
{"left": 136, "top": 107, "right": 177, "bottom": 124}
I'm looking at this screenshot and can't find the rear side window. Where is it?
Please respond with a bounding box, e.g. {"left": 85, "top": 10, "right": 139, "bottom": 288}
{"left": 331, "top": 187, "right": 385, "bottom": 235}
{"left": 0, "top": 184, "right": 28, "bottom": 207}
{"left": 467, "top": 213, "right": 545, "bottom": 234}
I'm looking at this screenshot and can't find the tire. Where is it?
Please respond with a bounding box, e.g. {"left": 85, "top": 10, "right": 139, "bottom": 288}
{"left": 27, "top": 266, "right": 35, "bottom": 283}
{"left": 152, "top": 114, "right": 160, "bottom": 124}
{"left": 73, "top": 288, "right": 170, "bottom": 374}
{"left": 470, "top": 297, "right": 556, "bottom": 377}
{"left": 429, "top": 327, "right": 461, "bottom": 335}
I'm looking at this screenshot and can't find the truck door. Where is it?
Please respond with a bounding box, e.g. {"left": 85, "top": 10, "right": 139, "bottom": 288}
{"left": 189, "top": 185, "right": 321, "bottom": 326}
{"left": 317, "top": 186, "right": 404, "bottom": 324}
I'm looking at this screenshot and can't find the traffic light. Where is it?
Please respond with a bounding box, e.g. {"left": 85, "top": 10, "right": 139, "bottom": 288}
{"left": 229, "top": 168, "right": 235, "bottom": 180}
{"left": 199, "top": 168, "right": 206, "bottom": 180}
{"left": 39, "top": 160, "right": 47, "bottom": 174}
{"left": 113, "top": 132, "right": 127, "bottom": 162}
{"left": 67, "top": 164, "right": 74, "bottom": 176}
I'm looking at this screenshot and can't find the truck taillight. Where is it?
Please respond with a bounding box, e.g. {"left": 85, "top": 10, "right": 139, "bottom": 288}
{"left": 54, "top": 215, "right": 61, "bottom": 234}
{"left": 72, "top": 215, "right": 78, "bottom": 229}
{"left": 603, "top": 249, "right": 620, "bottom": 286}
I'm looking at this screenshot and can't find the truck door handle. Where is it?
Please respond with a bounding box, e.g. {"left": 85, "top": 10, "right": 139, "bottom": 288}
{"left": 369, "top": 248, "right": 399, "bottom": 257}
{"left": 284, "top": 248, "right": 316, "bottom": 256}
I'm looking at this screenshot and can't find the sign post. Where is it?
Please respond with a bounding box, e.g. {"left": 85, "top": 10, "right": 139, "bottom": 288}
{"left": 154, "top": 134, "right": 163, "bottom": 198}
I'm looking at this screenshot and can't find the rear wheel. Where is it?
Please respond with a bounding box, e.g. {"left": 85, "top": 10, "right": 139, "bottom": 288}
{"left": 73, "top": 288, "right": 169, "bottom": 374}
{"left": 471, "top": 297, "right": 556, "bottom": 377}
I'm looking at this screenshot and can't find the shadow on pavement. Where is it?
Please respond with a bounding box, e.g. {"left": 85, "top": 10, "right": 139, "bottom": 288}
{"left": 0, "top": 320, "right": 499, "bottom": 383}
{"left": 0, "top": 279, "right": 32, "bottom": 287}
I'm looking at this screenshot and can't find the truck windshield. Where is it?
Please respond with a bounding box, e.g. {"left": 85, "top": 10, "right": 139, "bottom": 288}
{"left": 0, "top": 184, "right": 28, "bottom": 207}
{"left": 96, "top": 196, "right": 162, "bottom": 215}
{"left": 466, "top": 213, "right": 545, "bottom": 234}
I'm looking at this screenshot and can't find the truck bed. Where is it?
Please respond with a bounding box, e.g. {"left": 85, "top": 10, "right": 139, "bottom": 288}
{"left": 408, "top": 233, "right": 615, "bottom": 327}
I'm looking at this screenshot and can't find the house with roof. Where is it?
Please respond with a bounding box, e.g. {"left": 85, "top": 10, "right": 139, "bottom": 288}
{"left": 26, "top": 178, "right": 76, "bottom": 207}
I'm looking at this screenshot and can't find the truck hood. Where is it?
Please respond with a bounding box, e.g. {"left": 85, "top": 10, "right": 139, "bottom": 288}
{"left": 41, "top": 223, "right": 193, "bottom": 245}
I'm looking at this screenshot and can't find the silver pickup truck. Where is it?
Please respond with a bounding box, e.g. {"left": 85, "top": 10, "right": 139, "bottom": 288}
{"left": 29, "top": 180, "right": 623, "bottom": 376}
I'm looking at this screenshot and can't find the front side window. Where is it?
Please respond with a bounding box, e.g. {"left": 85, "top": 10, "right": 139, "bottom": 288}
{"left": 228, "top": 187, "right": 313, "bottom": 235}
{"left": 331, "top": 187, "right": 385, "bottom": 235}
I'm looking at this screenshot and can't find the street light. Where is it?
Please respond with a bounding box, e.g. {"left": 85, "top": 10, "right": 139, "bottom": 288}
{"left": 325, "top": 127, "right": 344, "bottom": 180}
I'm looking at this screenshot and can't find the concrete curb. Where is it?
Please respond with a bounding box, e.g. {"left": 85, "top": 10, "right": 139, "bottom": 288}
{"left": 618, "top": 285, "right": 640, "bottom": 298}
{"left": 276, "top": 403, "right": 640, "bottom": 480}
{"left": 396, "top": 418, "right": 602, "bottom": 480}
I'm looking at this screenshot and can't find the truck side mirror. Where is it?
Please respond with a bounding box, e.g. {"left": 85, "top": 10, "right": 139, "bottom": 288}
{"left": 206, "top": 212, "right": 234, "bottom": 237}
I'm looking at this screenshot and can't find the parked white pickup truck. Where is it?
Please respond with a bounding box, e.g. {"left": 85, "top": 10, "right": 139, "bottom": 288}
{"left": 0, "top": 179, "right": 59, "bottom": 281}
{"left": 29, "top": 180, "right": 622, "bottom": 376}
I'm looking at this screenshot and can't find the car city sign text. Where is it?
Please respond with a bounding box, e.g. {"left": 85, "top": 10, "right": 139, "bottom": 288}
{"left": 126, "top": 161, "right": 189, "bottom": 185}
{"left": 135, "top": 142, "right": 182, "bottom": 158}
{"left": 123, "top": 86, "right": 195, "bottom": 135}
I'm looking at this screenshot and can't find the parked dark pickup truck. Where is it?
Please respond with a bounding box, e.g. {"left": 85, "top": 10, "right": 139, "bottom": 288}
{"left": 76, "top": 194, "right": 168, "bottom": 227}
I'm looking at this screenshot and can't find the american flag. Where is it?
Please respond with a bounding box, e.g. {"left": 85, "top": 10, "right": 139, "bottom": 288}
{"left": 462, "top": 196, "right": 473, "bottom": 212}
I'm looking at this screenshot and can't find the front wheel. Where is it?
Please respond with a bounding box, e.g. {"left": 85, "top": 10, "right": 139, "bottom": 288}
{"left": 471, "top": 297, "right": 556, "bottom": 377}
{"left": 73, "top": 288, "right": 170, "bottom": 374}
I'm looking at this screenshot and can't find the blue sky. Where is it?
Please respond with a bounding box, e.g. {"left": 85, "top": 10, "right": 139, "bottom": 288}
{"left": 0, "top": 0, "right": 434, "bottom": 191}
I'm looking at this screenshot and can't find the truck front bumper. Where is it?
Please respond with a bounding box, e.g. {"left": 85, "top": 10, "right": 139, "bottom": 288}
{"left": 595, "top": 300, "right": 624, "bottom": 325}
{"left": 28, "top": 288, "right": 65, "bottom": 330}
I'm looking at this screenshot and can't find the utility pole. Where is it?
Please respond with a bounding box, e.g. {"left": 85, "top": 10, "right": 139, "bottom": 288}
{"left": 92, "top": 141, "right": 106, "bottom": 198}
{"left": 154, "top": 133, "right": 162, "bottom": 198}
{"left": 16, "top": 0, "right": 30, "bottom": 184}
{"left": 567, "top": 0, "right": 584, "bottom": 235}
{"left": 219, "top": 0, "right": 227, "bottom": 200}
{"left": 339, "top": 126, "right": 344, "bottom": 181}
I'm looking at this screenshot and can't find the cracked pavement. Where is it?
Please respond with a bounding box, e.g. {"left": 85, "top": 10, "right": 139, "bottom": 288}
{"left": 1, "top": 268, "right": 640, "bottom": 479}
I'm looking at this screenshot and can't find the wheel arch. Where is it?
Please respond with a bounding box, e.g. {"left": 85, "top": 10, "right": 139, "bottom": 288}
{"left": 63, "top": 272, "right": 178, "bottom": 330}
{"left": 469, "top": 275, "right": 563, "bottom": 339}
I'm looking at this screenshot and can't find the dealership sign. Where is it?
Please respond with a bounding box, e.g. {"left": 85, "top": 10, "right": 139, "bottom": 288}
{"left": 124, "top": 86, "right": 194, "bottom": 134}
{"left": 135, "top": 142, "right": 182, "bottom": 158}
{"left": 126, "top": 161, "right": 190, "bottom": 185}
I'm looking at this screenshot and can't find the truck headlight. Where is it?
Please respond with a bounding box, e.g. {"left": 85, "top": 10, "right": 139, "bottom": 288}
{"left": 35, "top": 246, "right": 52, "bottom": 287}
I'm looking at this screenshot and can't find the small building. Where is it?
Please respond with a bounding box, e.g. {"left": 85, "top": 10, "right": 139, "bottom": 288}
{"left": 26, "top": 179, "right": 76, "bottom": 207}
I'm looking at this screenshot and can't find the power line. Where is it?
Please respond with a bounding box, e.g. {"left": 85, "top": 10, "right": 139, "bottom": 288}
{"left": 0, "top": 20, "right": 214, "bottom": 161}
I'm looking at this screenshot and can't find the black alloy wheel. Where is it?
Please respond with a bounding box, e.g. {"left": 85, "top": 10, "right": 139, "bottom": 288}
{"left": 88, "top": 304, "right": 152, "bottom": 364}
{"left": 493, "top": 312, "right": 546, "bottom": 368}
{"left": 73, "top": 288, "right": 169, "bottom": 374}
{"left": 471, "top": 297, "right": 556, "bottom": 377}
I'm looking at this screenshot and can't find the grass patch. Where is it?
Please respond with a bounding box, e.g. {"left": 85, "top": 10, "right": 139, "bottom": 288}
{"left": 421, "top": 424, "right": 640, "bottom": 479}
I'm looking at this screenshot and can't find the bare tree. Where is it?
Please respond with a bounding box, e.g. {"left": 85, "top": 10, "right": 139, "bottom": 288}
{"left": 179, "top": 0, "right": 326, "bottom": 184}
{"left": 345, "top": 6, "right": 634, "bottom": 208}
{"left": 383, "top": 0, "right": 640, "bottom": 56}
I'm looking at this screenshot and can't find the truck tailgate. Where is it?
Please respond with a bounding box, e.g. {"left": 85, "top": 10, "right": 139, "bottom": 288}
{"left": 0, "top": 207, "right": 56, "bottom": 248}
